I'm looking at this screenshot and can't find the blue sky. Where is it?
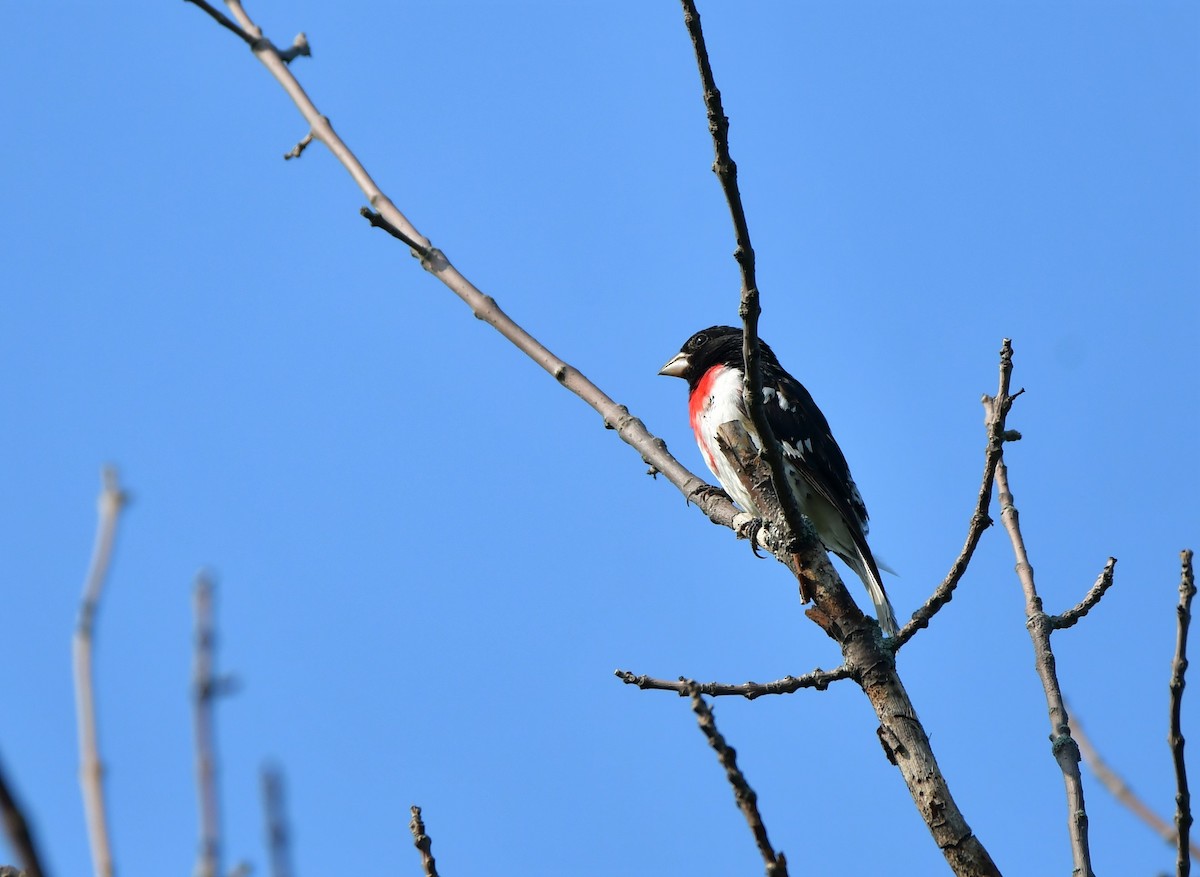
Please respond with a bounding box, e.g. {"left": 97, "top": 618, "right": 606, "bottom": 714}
{"left": 1, "top": 2, "right": 1196, "bottom": 875}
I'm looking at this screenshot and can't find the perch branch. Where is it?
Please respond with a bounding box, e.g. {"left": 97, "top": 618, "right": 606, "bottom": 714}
{"left": 73, "top": 466, "right": 127, "bottom": 877}
{"left": 995, "top": 452, "right": 1094, "bottom": 877}
{"left": 192, "top": 572, "right": 222, "bottom": 877}
{"left": 0, "top": 754, "right": 46, "bottom": 877}
{"left": 615, "top": 666, "right": 852, "bottom": 699}
{"left": 261, "top": 765, "right": 293, "bottom": 877}
{"left": 685, "top": 684, "right": 788, "bottom": 877}
{"left": 897, "top": 339, "right": 1021, "bottom": 646}
{"left": 679, "top": 0, "right": 815, "bottom": 604}
{"left": 1172, "top": 549, "right": 1196, "bottom": 877}
{"left": 408, "top": 806, "right": 439, "bottom": 877}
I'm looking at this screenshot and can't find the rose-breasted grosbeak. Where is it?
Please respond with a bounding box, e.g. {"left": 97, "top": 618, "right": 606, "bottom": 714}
{"left": 660, "top": 325, "right": 898, "bottom": 636}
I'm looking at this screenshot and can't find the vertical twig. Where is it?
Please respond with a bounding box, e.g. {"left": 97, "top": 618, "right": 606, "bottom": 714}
{"left": 192, "top": 572, "right": 222, "bottom": 877}
{"left": 0, "top": 754, "right": 47, "bottom": 877}
{"left": 408, "top": 806, "right": 439, "bottom": 877}
{"left": 684, "top": 684, "right": 789, "bottom": 877}
{"left": 678, "top": 0, "right": 816, "bottom": 602}
{"left": 1172, "top": 549, "right": 1196, "bottom": 877}
{"left": 995, "top": 456, "right": 1094, "bottom": 877}
{"left": 73, "top": 466, "right": 128, "bottom": 877}
{"left": 260, "top": 765, "right": 293, "bottom": 877}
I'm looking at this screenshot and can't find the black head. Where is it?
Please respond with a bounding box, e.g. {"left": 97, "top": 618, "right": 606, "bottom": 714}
{"left": 659, "top": 326, "right": 780, "bottom": 389}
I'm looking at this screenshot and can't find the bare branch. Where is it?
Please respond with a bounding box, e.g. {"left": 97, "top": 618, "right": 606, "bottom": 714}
{"left": 678, "top": 0, "right": 815, "bottom": 605}
{"left": 408, "top": 806, "right": 439, "bottom": 877}
{"left": 897, "top": 340, "right": 1020, "bottom": 646}
{"left": 192, "top": 572, "right": 222, "bottom": 877}
{"left": 277, "top": 32, "right": 310, "bottom": 64}
{"left": 684, "top": 684, "right": 788, "bottom": 877}
{"left": 615, "top": 666, "right": 852, "bottom": 699}
{"left": 183, "top": 0, "right": 744, "bottom": 541}
{"left": 995, "top": 455, "right": 1094, "bottom": 877}
{"left": 0, "top": 754, "right": 47, "bottom": 877}
{"left": 183, "top": 0, "right": 255, "bottom": 46}
{"left": 1172, "top": 549, "right": 1196, "bottom": 877}
{"left": 260, "top": 765, "right": 293, "bottom": 877}
{"left": 1051, "top": 558, "right": 1118, "bottom": 630}
{"left": 283, "top": 132, "right": 313, "bottom": 161}
{"left": 1070, "top": 711, "right": 1200, "bottom": 860}
{"left": 73, "top": 466, "right": 128, "bottom": 877}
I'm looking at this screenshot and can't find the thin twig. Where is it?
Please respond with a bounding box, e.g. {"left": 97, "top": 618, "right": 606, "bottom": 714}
{"left": 1070, "top": 711, "right": 1200, "bottom": 859}
{"left": 0, "top": 754, "right": 47, "bottom": 877}
{"left": 1172, "top": 549, "right": 1196, "bottom": 877}
{"left": 261, "top": 765, "right": 293, "bottom": 877}
{"left": 182, "top": 0, "right": 744, "bottom": 541}
{"left": 897, "top": 340, "right": 1022, "bottom": 646}
{"left": 283, "top": 131, "right": 313, "bottom": 161}
{"left": 408, "top": 806, "right": 439, "bottom": 877}
{"left": 615, "top": 666, "right": 852, "bottom": 699}
{"left": 1051, "top": 558, "right": 1118, "bottom": 630}
{"left": 995, "top": 454, "right": 1094, "bottom": 877}
{"left": 684, "top": 684, "right": 788, "bottom": 877}
{"left": 678, "top": 0, "right": 815, "bottom": 604}
{"left": 73, "top": 466, "right": 128, "bottom": 877}
{"left": 193, "top": 572, "right": 222, "bottom": 877}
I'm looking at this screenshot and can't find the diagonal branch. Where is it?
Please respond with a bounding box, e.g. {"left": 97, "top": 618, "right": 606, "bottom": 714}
{"left": 615, "top": 666, "right": 852, "bottom": 699}
{"left": 73, "top": 466, "right": 128, "bottom": 877}
{"left": 897, "top": 339, "right": 1021, "bottom": 646}
{"left": 0, "top": 753, "right": 47, "bottom": 877}
{"left": 1069, "top": 711, "right": 1200, "bottom": 860}
{"left": 182, "top": 0, "right": 743, "bottom": 540}
{"left": 995, "top": 452, "right": 1094, "bottom": 877}
{"left": 1051, "top": 558, "right": 1117, "bottom": 630}
{"left": 684, "top": 684, "right": 788, "bottom": 877}
{"left": 678, "top": 0, "right": 815, "bottom": 603}
{"left": 1172, "top": 549, "right": 1196, "bottom": 877}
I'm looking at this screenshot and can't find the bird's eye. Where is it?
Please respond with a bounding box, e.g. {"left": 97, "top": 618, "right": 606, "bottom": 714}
{"left": 692, "top": 333, "right": 708, "bottom": 348}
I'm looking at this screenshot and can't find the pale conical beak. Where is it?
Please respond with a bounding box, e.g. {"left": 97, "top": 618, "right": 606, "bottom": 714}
{"left": 658, "top": 352, "right": 690, "bottom": 378}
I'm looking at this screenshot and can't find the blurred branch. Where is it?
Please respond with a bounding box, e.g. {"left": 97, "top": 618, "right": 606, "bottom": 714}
{"left": 261, "top": 765, "right": 293, "bottom": 877}
{"left": 1069, "top": 712, "right": 1200, "bottom": 860}
{"left": 615, "top": 666, "right": 851, "bottom": 699}
{"left": 193, "top": 572, "right": 223, "bottom": 877}
{"left": 678, "top": 0, "right": 815, "bottom": 604}
{"left": 684, "top": 684, "right": 788, "bottom": 877}
{"left": 183, "top": 0, "right": 745, "bottom": 541}
{"left": 0, "top": 754, "right": 46, "bottom": 877}
{"left": 897, "top": 340, "right": 1022, "bottom": 646}
{"left": 1172, "top": 549, "right": 1196, "bottom": 877}
{"left": 994, "top": 449, "right": 1094, "bottom": 877}
{"left": 1051, "top": 558, "right": 1118, "bottom": 630}
{"left": 408, "top": 806, "right": 438, "bottom": 877}
{"left": 73, "top": 466, "right": 128, "bottom": 877}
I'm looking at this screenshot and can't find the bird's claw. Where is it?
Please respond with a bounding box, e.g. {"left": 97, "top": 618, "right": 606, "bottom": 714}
{"left": 687, "top": 482, "right": 732, "bottom": 508}
{"left": 737, "top": 517, "right": 769, "bottom": 558}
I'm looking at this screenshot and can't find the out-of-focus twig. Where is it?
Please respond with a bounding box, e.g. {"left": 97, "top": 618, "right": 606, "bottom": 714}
{"left": 684, "top": 684, "right": 788, "bottom": 877}
{"left": 1172, "top": 549, "right": 1196, "bottom": 877}
{"left": 995, "top": 448, "right": 1094, "bottom": 877}
{"left": 261, "top": 765, "right": 293, "bottom": 877}
{"left": 408, "top": 806, "right": 438, "bottom": 877}
{"left": 73, "top": 466, "right": 128, "bottom": 877}
{"left": 615, "top": 666, "right": 851, "bottom": 698}
{"left": 193, "top": 572, "right": 222, "bottom": 877}
{"left": 0, "top": 753, "right": 47, "bottom": 877}
{"left": 1070, "top": 711, "right": 1200, "bottom": 860}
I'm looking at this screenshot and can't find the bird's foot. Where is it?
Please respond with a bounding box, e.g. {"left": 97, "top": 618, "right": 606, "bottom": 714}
{"left": 736, "top": 516, "right": 770, "bottom": 558}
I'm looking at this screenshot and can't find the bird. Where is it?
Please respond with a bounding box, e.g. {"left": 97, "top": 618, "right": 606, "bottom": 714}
{"left": 659, "top": 325, "right": 898, "bottom": 636}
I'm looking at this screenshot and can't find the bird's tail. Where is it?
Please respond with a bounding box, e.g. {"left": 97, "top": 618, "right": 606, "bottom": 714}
{"left": 848, "top": 544, "right": 898, "bottom": 637}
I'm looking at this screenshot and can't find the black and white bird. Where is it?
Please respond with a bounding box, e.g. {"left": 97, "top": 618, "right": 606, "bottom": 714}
{"left": 659, "top": 325, "right": 898, "bottom": 636}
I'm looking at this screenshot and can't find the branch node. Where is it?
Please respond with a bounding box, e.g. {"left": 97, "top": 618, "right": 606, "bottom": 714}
{"left": 283, "top": 132, "right": 313, "bottom": 160}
